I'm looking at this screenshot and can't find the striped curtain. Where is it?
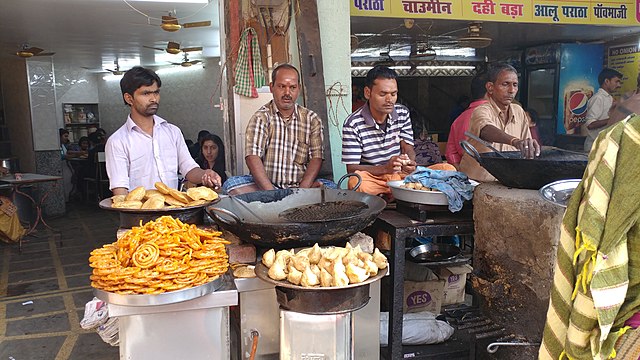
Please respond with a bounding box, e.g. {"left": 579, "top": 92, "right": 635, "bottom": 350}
{"left": 234, "top": 27, "right": 266, "bottom": 98}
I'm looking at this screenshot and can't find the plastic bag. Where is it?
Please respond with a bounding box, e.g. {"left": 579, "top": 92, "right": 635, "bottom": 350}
{"left": 379, "top": 311, "right": 454, "bottom": 346}
{"left": 80, "top": 297, "right": 109, "bottom": 329}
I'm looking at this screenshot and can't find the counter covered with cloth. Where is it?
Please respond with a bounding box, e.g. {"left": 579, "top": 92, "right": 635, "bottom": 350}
{"left": 403, "top": 166, "right": 474, "bottom": 212}
{"left": 539, "top": 114, "right": 640, "bottom": 360}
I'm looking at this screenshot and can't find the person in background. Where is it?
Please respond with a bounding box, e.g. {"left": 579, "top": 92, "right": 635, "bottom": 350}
{"left": 352, "top": 84, "right": 367, "bottom": 112}
{"left": 189, "top": 130, "right": 210, "bottom": 159}
{"left": 342, "top": 65, "right": 416, "bottom": 199}
{"left": 67, "top": 136, "right": 90, "bottom": 155}
{"left": 583, "top": 67, "right": 623, "bottom": 151}
{"left": 59, "top": 128, "right": 87, "bottom": 159}
{"left": 607, "top": 72, "right": 640, "bottom": 126}
{"left": 459, "top": 63, "right": 540, "bottom": 182}
{"left": 105, "top": 66, "right": 221, "bottom": 195}
{"left": 445, "top": 73, "right": 488, "bottom": 168}
{"left": 525, "top": 108, "right": 542, "bottom": 145}
{"left": 196, "top": 133, "right": 227, "bottom": 184}
{"left": 223, "top": 63, "right": 334, "bottom": 195}
{"left": 413, "top": 131, "right": 443, "bottom": 166}
{"left": 449, "top": 95, "right": 471, "bottom": 123}
{"left": 539, "top": 114, "right": 640, "bottom": 360}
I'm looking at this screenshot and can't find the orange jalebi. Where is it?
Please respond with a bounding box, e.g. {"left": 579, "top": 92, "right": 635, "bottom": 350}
{"left": 88, "top": 216, "right": 230, "bottom": 295}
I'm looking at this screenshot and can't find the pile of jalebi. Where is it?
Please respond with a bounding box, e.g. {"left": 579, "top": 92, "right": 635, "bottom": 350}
{"left": 89, "top": 215, "right": 229, "bottom": 295}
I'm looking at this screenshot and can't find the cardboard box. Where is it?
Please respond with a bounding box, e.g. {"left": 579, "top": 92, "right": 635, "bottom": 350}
{"left": 403, "top": 280, "right": 445, "bottom": 314}
{"left": 436, "top": 265, "right": 473, "bottom": 305}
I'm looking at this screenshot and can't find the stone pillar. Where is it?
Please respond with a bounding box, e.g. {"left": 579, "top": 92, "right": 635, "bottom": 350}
{"left": 471, "top": 182, "right": 564, "bottom": 358}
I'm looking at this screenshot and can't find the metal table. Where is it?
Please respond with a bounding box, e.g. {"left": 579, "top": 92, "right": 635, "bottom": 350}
{"left": 0, "top": 173, "right": 63, "bottom": 251}
{"left": 372, "top": 209, "right": 475, "bottom": 360}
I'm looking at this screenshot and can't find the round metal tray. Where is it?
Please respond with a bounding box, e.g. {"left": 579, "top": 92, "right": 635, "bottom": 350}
{"left": 99, "top": 197, "right": 218, "bottom": 213}
{"left": 254, "top": 262, "right": 387, "bottom": 291}
{"left": 388, "top": 180, "right": 478, "bottom": 206}
{"left": 99, "top": 197, "right": 219, "bottom": 228}
{"left": 93, "top": 275, "right": 223, "bottom": 306}
{"left": 539, "top": 179, "right": 581, "bottom": 208}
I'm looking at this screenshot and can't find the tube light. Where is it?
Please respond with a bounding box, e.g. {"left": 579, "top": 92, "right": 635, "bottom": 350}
{"left": 416, "top": 65, "right": 476, "bottom": 70}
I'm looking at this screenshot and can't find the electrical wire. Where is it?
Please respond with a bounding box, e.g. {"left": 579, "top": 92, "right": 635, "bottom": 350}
{"left": 121, "top": 0, "right": 213, "bottom": 24}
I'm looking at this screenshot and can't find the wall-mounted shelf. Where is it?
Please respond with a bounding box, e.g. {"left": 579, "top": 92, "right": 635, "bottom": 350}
{"left": 63, "top": 103, "right": 99, "bottom": 142}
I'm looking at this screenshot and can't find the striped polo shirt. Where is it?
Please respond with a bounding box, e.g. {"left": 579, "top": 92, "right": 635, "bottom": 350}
{"left": 342, "top": 103, "right": 414, "bottom": 166}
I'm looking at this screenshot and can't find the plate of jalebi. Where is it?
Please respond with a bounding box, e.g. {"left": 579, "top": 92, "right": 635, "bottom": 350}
{"left": 89, "top": 215, "right": 230, "bottom": 306}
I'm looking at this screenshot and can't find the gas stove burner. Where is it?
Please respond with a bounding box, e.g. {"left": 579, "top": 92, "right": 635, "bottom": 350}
{"left": 278, "top": 200, "right": 369, "bottom": 222}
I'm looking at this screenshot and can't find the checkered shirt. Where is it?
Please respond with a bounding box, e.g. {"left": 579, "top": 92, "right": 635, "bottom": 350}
{"left": 245, "top": 101, "right": 324, "bottom": 188}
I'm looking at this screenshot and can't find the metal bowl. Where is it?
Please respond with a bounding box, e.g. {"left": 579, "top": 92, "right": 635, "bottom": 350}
{"left": 408, "top": 243, "right": 461, "bottom": 263}
{"left": 99, "top": 198, "right": 218, "bottom": 228}
{"left": 255, "top": 262, "right": 387, "bottom": 314}
{"left": 539, "top": 179, "right": 581, "bottom": 208}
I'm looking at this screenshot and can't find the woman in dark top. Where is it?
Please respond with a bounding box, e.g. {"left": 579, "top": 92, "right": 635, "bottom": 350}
{"left": 196, "top": 133, "right": 227, "bottom": 184}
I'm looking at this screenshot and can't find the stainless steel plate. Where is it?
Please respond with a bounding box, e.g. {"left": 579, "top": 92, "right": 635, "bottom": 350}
{"left": 388, "top": 179, "right": 478, "bottom": 206}
{"left": 98, "top": 198, "right": 218, "bottom": 213}
{"left": 93, "top": 275, "right": 223, "bottom": 306}
{"left": 254, "top": 262, "right": 386, "bottom": 291}
{"left": 539, "top": 179, "right": 581, "bottom": 208}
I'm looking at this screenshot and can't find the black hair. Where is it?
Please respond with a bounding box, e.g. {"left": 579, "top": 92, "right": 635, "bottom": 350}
{"left": 597, "top": 68, "right": 623, "bottom": 86}
{"left": 59, "top": 128, "right": 69, "bottom": 136}
{"left": 471, "top": 72, "right": 488, "bottom": 100}
{"left": 197, "top": 130, "right": 210, "bottom": 141}
{"left": 197, "top": 133, "right": 227, "bottom": 184}
{"left": 88, "top": 131, "right": 105, "bottom": 145}
{"left": 271, "top": 63, "right": 300, "bottom": 84}
{"left": 365, "top": 65, "right": 398, "bottom": 89}
{"left": 78, "top": 136, "right": 90, "bottom": 145}
{"left": 120, "top": 66, "right": 162, "bottom": 106}
{"left": 487, "top": 63, "right": 518, "bottom": 83}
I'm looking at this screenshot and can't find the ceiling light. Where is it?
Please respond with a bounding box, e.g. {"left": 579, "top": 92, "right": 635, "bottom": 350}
{"left": 132, "top": 0, "right": 209, "bottom": 3}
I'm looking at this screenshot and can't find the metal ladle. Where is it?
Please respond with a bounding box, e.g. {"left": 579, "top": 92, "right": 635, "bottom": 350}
{"left": 464, "top": 131, "right": 508, "bottom": 158}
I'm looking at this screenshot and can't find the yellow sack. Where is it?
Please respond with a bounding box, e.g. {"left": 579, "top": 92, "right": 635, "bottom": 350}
{"left": 0, "top": 196, "right": 26, "bottom": 243}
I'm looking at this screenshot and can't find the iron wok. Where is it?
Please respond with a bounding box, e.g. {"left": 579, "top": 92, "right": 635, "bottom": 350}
{"left": 206, "top": 187, "right": 386, "bottom": 249}
{"left": 461, "top": 141, "right": 588, "bottom": 190}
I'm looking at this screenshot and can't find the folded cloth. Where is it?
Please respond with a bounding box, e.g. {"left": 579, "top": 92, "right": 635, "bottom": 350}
{"left": 539, "top": 114, "right": 640, "bottom": 360}
{"left": 404, "top": 166, "right": 474, "bottom": 212}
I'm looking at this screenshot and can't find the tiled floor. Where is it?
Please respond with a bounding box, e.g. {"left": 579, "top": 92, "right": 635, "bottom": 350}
{"left": 0, "top": 202, "right": 120, "bottom": 360}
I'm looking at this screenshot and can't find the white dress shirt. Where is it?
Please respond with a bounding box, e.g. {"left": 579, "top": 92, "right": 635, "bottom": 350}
{"left": 584, "top": 88, "right": 613, "bottom": 151}
{"left": 105, "top": 115, "right": 198, "bottom": 191}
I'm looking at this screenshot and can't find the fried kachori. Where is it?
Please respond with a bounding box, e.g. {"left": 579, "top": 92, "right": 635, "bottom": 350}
{"left": 187, "top": 186, "right": 218, "bottom": 201}
{"left": 125, "top": 186, "right": 146, "bottom": 201}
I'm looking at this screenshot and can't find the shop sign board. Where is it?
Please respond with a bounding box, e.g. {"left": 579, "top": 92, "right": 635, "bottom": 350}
{"left": 351, "top": 0, "right": 640, "bottom": 26}
{"left": 607, "top": 44, "right": 640, "bottom": 97}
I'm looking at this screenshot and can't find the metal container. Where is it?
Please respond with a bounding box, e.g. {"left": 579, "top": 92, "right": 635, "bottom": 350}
{"left": 280, "top": 310, "right": 353, "bottom": 360}
{"left": 107, "top": 276, "right": 237, "bottom": 360}
{"left": 99, "top": 198, "right": 215, "bottom": 228}
{"left": 539, "top": 178, "right": 581, "bottom": 208}
{"left": 0, "top": 157, "right": 20, "bottom": 173}
{"left": 408, "top": 243, "right": 462, "bottom": 263}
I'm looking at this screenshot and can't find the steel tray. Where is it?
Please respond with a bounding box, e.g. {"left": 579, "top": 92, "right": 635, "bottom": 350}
{"left": 388, "top": 180, "right": 478, "bottom": 206}
{"left": 539, "top": 179, "right": 581, "bottom": 208}
{"left": 93, "top": 275, "right": 223, "bottom": 306}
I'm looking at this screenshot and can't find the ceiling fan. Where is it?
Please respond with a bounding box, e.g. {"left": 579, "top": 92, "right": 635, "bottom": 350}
{"left": 14, "top": 44, "right": 55, "bottom": 58}
{"left": 159, "top": 12, "right": 211, "bottom": 32}
{"left": 171, "top": 53, "right": 202, "bottom": 67}
{"left": 104, "top": 60, "right": 126, "bottom": 75}
{"left": 457, "top": 22, "right": 493, "bottom": 49}
{"left": 144, "top": 41, "right": 202, "bottom": 55}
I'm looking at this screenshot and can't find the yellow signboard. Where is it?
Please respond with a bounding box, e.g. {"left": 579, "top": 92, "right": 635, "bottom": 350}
{"left": 607, "top": 44, "right": 640, "bottom": 95}
{"left": 351, "top": 0, "right": 640, "bottom": 26}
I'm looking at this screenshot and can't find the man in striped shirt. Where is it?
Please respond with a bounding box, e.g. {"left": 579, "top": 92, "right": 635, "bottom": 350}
{"left": 342, "top": 65, "right": 416, "bottom": 198}
{"left": 223, "top": 64, "right": 335, "bottom": 195}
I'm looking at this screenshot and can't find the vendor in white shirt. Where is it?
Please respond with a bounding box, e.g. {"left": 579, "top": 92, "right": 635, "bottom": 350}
{"left": 583, "top": 68, "right": 623, "bottom": 152}
{"left": 105, "top": 66, "right": 221, "bottom": 196}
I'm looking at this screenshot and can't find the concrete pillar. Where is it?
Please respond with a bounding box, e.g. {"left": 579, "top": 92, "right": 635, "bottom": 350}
{"left": 471, "top": 182, "right": 564, "bottom": 358}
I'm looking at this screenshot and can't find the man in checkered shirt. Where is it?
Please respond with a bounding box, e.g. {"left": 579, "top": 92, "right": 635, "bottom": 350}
{"left": 223, "top": 64, "right": 335, "bottom": 195}
{"left": 342, "top": 65, "right": 417, "bottom": 199}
